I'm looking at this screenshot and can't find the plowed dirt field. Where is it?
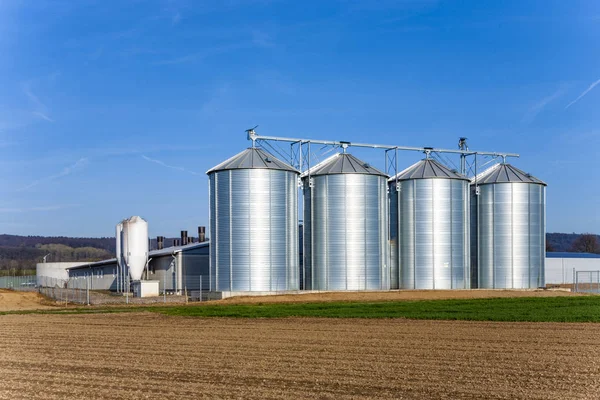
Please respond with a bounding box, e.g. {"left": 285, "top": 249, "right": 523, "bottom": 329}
{"left": 1, "top": 313, "right": 599, "bottom": 399}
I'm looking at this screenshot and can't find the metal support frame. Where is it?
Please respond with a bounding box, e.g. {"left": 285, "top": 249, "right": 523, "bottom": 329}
{"left": 246, "top": 130, "right": 519, "bottom": 178}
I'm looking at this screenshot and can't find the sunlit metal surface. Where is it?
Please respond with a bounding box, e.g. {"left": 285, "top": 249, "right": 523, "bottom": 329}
{"left": 390, "top": 159, "right": 470, "bottom": 290}
{"left": 471, "top": 164, "right": 546, "bottom": 289}
{"left": 303, "top": 154, "right": 389, "bottom": 291}
{"left": 208, "top": 148, "right": 299, "bottom": 291}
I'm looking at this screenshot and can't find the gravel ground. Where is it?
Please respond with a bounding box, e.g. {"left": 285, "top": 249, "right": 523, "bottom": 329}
{"left": 0, "top": 290, "right": 52, "bottom": 311}
{"left": 2, "top": 289, "right": 586, "bottom": 312}
{"left": 0, "top": 313, "right": 599, "bottom": 399}
{"left": 219, "top": 289, "right": 585, "bottom": 304}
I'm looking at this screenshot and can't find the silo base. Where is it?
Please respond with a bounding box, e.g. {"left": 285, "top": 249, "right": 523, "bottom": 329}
{"left": 132, "top": 280, "right": 160, "bottom": 298}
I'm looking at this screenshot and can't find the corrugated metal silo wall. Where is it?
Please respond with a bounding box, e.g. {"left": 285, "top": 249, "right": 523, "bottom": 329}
{"left": 473, "top": 183, "right": 546, "bottom": 289}
{"left": 303, "top": 174, "right": 389, "bottom": 291}
{"left": 389, "top": 183, "right": 399, "bottom": 289}
{"left": 209, "top": 169, "right": 299, "bottom": 291}
{"left": 469, "top": 186, "right": 478, "bottom": 288}
{"left": 394, "top": 179, "right": 470, "bottom": 289}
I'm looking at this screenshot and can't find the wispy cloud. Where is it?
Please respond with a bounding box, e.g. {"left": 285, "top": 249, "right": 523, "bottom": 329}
{"left": 154, "top": 52, "right": 200, "bottom": 65}
{"left": 0, "top": 204, "right": 80, "bottom": 213}
{"left": 91, "top": 143, "right": 213, "bottom": 158}
{"left": 172, "top": 12, "right": 181, "bottom": 25}
{"left": 0, "top": 140, "right": 17, "bottom": 148}
{"left": 23, "top": 82, "right": 54, "bottom": 123}
{"left": 17, "top": 158, "right": 89, "bottom": 191}
{"left": 199, "top": 83, "right": 231, "bottom": 116}
{"left": 142, "top": 155, "right": 199, "bottom": 175}
{"left": 252, "top": 30, "right": 275, "bottom": 48}
{"left": 522, "top": 87, "right": 566, "bottom": 123}
{"left": 89, "top": 47, "right": 103, "bottom": 61}
{"left": 32, "top": 111, "right": 54, "bottom": 122}
{"left": 153, "top": 42, "right": 253, "bottom": 65}
{"left": 565, "top": 78, "right": 600, "bottom": 109}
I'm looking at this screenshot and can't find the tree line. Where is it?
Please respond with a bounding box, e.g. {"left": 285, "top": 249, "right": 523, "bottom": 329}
{"left": 0, "top": 232, "right": 598, "bottom": 273}
{"left": 546, "top": 233, "right": 600, "bottom": 253}
{"left": 0, "top": 243, "right": 113, "bottom": 273}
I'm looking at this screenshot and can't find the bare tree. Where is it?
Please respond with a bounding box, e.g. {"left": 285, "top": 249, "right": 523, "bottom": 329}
{"left": 570, "top": 234, "right": 600, "bottom": 254}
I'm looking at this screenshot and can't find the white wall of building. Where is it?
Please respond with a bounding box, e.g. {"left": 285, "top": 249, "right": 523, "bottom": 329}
{"left": 36, "top": 262, "right": 84, "bottom": 285}
{"left": 545, "top": 258, "right": 600, "bottom": 284}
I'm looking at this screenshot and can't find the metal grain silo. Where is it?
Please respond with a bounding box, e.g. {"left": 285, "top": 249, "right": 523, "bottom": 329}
{"left": 471, "top": 163, "right": 546, "bottom": 289}
{"left": 302, "top": 153, "right": 389, "bottom": 291}
{"left": 389, "top": 158, "right": 470, "bottom": 290}
{"left": 207, "top": 148, "right": 299, "bottom": 292}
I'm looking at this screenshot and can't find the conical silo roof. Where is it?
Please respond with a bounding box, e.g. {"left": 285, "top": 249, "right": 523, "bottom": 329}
{"left": 301, "top": 153, "right": 387, "bottom": 178}
{"left": 472, "top": 163, "right": 546, "bottom": 186}
{"left": 388, "top": 158, "right": 469, "bottom": 182}
{"left": 206, "top": 148, "right": 299, "bottom": 174}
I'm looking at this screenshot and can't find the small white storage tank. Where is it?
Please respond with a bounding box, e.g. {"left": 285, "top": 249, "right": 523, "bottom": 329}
{"left": 116, "top": 216, "right": 149, "bottom": 281}
{"left": 302, "top": 153, "right": 389, "bottom": 291}
{"left": 389, "top": 158, "right": 470, "bottom": 290}
{"left": 471, "top": 163, "right": 546, "bottom": 289}
{"left": 207, "top": 147, "right": 299, "bottom": 292}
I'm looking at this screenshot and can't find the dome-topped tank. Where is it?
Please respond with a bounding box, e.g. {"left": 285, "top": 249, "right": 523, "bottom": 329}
{"left": 116, "top": 216, "right": 149, "bottom": 282}
{"left": 302, "top": 153, "right": 389, "bottom": 291}
{"left": 207, "top": 147, "right": 299, "bottom": 292}
{"left": 389, "top": 158, "right": 470, "bottom": 289}
{"left": 471, "top": 163, "right": 546, "bottom": 289}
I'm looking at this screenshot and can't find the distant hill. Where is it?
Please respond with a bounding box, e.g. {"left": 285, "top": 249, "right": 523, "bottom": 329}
{"left": 0, "top": 234, "right": 182, "bottom": 273}
{"left": 0, "top": 235, "right": 187, "bottom": 254}
{"left": 0, "top": 232, "right": 597, "bottom": 274}
{"left": 546, "top": 233, "right": 600, "bottom": 253}
{"left": 0, "top": 234, "right": 115, "bottom": 252}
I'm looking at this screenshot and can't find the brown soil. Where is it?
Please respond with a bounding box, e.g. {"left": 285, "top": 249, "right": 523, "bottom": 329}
{"left": 0, "top": 313, "right": 599, "bottom": 399}
{"left": 0, "top": 289, "right": 53, "bottom": 311}
{"left": 220, "top": 289, "right": 586, "bottom": 304}
{"left": 0, "top": 289, "right": 587, "bottom": 312}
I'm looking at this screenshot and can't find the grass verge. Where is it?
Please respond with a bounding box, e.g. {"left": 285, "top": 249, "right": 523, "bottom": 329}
{"left": 3, "top": 295, "right": 600, "bottom": 322}
{"left": 150, "top": 296, "right": 600, "bottom": 322}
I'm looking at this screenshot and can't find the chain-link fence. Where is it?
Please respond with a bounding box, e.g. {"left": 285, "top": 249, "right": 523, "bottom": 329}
{"left": 1, "top": 273, "right": 214, "bottom": 304}
{"left": 574, "top": 271, "right": 600, "bottom": 294}
{"left": 0, "top": 275, "right": 37, "bottom": 291}
{"left": 35, "top": 275, "right": 206, "bottom": 305}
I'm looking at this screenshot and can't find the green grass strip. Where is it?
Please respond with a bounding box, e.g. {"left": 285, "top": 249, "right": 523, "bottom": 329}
{"left": 149, "top": 296, "right": 600, "bottom": 322}
{"left": 3, "top": 296, "right": 600, "bottom": 322}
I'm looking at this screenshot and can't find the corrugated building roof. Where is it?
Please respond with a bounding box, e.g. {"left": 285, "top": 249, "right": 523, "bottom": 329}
{"left": 389, "top": 158, "right": 469, "bottom": 182}
{"left": 206, "top": 148, "right": 298, "bottom": 174}
{"left": 67, "top": 241, "right": 210, "bottom": 271}
{"left": 546, "top": 252, "right": 600, "bottom": 259}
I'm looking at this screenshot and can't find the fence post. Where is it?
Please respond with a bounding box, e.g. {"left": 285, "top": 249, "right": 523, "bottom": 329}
{"left": 86, "top": 277, "right": 90, "bottom": 305}
{"left": 200, "top": 275, "right": 202, "bottom": 302}
{"left": 163, "top": 274, "right": 166, "bottom": 304}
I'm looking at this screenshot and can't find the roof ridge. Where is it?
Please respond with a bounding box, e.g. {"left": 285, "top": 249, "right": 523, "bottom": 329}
{"left": 302, "top": 152, "right": 387, "bottom": 177}
{"left": 206, "top": 148, "right": 299, "bottom": 174}
{"left": 389, "top": 158, "right": 468, "bottom": 182}
{"left": 472, "top": 163, "right": 546, "bottom": 185}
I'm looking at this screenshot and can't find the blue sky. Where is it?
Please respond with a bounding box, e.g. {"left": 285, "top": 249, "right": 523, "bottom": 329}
{"left": 1, "top": 0, "right": 599, "bottom": 238}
